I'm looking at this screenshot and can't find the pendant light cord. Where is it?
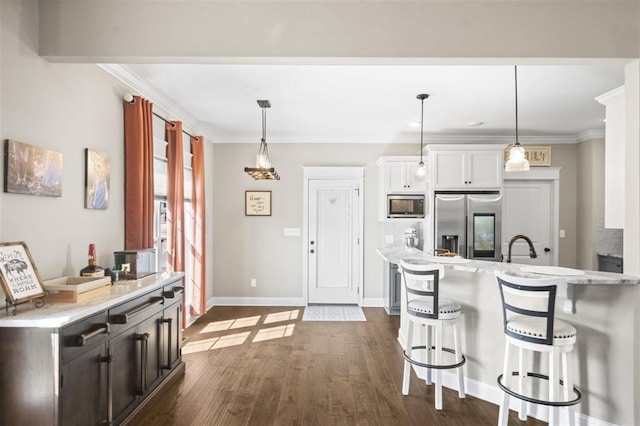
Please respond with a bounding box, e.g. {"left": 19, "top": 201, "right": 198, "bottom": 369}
{"left": 262, "top": 107, "right": 267, "bottom": 144}
{"left": 515, "top": 66, "right": 519, "bottom": 146}
{"left": 420, "top": 96, "right": 424, "bottom": 163}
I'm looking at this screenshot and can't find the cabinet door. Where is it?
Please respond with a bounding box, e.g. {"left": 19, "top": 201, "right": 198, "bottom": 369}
{"left": 467, "top": 151, "right": 502, "bottom": 188}
{"left": 137, "top": 313, "right": 163, "bottom": 396}
{"left": 384, "top": 162, "right": 408, "bottom": 192}
{"left": 60, "top": 344, "right": 107, "bottom": 426}
{"left": 110, "top": 326, "right": 140, "bottom": 423}
{"left": 406, "top": 163, "right": 427, "bottom": 192}
{"left": 433, "top": 151, "right": 467, "bottom": 189}
{"left": 162, "top": 300, "right": 183, "bottom": 372}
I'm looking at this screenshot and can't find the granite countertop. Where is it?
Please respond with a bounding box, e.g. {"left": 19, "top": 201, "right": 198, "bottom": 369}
{"left": 376, "top": 246, "right": 640, "bottom": 285}
{"left": 0, "top": 272, "right": 184, "bottom": 328}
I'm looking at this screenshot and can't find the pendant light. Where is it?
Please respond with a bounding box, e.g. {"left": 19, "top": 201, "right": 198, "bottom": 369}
{"left": 415, "top": 94, "right": 429, "bottom": 178}
{"left": 244, "top": 100, "right": 280, "bottom": 180}
{"left": 505, "top": 66, "right": 530, "bottom": 172}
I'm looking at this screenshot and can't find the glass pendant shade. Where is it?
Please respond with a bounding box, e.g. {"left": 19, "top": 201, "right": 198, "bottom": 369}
{"left": 505, "top": 144, "right": 529, "bottom": 172}
{"left": 505, "top": 66, "right": 530, "bottom": 172}
{"left": 415, "top": 161, "right": 427, "bottom": 177}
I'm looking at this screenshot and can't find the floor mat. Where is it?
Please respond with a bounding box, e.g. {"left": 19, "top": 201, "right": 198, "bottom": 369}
{"left": 301, "top": 305, "right": 367, "bottom": 322}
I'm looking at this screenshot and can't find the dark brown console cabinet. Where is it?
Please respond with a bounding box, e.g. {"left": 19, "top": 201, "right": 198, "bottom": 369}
{"left": 0, "top": 274, "right": 185, "bottom": 426}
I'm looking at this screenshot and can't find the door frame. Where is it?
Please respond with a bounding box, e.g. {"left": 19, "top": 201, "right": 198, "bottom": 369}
{"left": 503, "top": 167, "right": 560, "bottom": 266}
{"left": 302, "top": 167, "right": 365, "bottom": 306}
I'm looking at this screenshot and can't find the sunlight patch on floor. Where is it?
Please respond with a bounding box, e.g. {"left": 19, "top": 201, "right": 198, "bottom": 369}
{"left": 264, "top": 309, "right": 300, "bottom": 324}
{"left": 211, "top": 331, "right": 251, "bottom": 349}
{"left": 182, "top": 337, "right": 218, "bottom": 355}
{"left": 252, "top": 324, "right": 296, "bottom": 342}
{"left": 199, "top": 315, "right": 261, "bottom": 333}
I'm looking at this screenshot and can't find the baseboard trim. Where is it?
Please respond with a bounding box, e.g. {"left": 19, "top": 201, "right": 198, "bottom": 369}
{"left": 362, "top": 298, "right": 384, "bottom": 307}
{"left": 210, "top": 297, "right": 306, "bottom": 307}
{"left": 396, "top": 334, "right": 616, "bottom": 426}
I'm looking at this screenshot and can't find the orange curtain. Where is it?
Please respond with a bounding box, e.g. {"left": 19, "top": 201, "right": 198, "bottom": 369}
{"left": 166, "top": 121, "right": 185, "bottom": 274}
{"left": 190, "top": 136, "right": 206, "bottom": 316}
{"left": 123, "top": 96, "right": 155, "bottom": 250}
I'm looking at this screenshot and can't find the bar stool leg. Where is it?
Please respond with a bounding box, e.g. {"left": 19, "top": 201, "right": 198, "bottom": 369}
{"left": 453, "top": 322, "right": 465, "bottom": 398}
{"left": 498, "top": 340, "right": 511, "bottom": 426}
{"left": 562, "top": 351, "right": 575, "bottom": 426}
{"left": 435, "top": 322, "right": 443, "bottom": 410}
{"left": 402, "top": 320, "right": 414, "bottom": 395}
{"left": 518, "top": 347, "right": 527, "bottom": 421}
{"left": 425, "top": 324, "right": 433, "bottom": 385}
{"left": 549, "top": 348, "right": 560, "bottom": 426}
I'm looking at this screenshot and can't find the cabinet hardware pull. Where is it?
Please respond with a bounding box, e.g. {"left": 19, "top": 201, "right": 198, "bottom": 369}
{"left": 162, "top": 291, "right": 176, "bottom": 298}
{"left": 111, "top": 297, "right": 164, "bottom": 324}
{"left": 71, "top": 323, "right": 110, "bottom": 346}
{"left": 100, "top": 353, "right": 113, "bottom": 424}
{"left": 136, "top": 332, "right": 150, "bottom": 395}
{"left": 161, "top": 318, "right": 173, "bottom": 370}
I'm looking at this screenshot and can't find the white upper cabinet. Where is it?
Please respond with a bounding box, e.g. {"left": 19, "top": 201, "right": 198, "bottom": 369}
{"left": 428, "top": 145, "right": 504, "bottom": 190}
{"left": 381, "top": 158, "right": 427, "bottom": 193}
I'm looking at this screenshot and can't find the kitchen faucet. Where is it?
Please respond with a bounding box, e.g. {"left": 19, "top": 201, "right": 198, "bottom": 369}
{"left": 506, "top": 234, "right": 538, "bottom": 263}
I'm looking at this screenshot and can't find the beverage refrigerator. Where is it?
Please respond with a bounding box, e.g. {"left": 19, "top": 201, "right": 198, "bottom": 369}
{"left": 433, "top": 191, "right": 502, "bottom": 261}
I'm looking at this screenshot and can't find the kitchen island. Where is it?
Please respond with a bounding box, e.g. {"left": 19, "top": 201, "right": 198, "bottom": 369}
{"left": 0, "top": 272, "right": 185, "bottom": 426}
{"left": 377, "top": 247, "right": 640, "bottom": 426}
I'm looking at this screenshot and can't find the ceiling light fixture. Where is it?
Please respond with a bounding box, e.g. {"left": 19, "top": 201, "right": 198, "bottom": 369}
{"left": 244, "top": 100, "right": 280, "bottom": 180}
{"left": 505, "top": 66, "right": 530, "bottom": 172}
{"left": 415, "top": 94, "right": 429, "bottom": 178}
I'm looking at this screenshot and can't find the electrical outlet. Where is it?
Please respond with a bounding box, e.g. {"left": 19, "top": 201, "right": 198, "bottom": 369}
{"left": 559, "top": 229, "right": 566, "bottom": 238}
{"left": 251, "top": 278, "right": 257, "bottom": 287}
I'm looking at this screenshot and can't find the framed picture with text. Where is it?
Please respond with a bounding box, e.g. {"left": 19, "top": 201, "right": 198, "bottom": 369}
{"left": 245, "top": 191, "right": 272, "bottom": 216}
{"left": 0, "top": 241, "right": 46, "bottom": 305}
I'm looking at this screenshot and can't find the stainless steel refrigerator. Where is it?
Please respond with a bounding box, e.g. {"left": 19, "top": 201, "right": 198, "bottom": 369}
{"left": 434, "top": 191, "right": 502, "bottom": 261}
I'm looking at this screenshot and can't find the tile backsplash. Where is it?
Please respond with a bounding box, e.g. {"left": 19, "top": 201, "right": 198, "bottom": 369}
{"left": 383, "top": 221, "right": 425, "bottom": 249}
{"left": 596, "top": 221, "right": 623, "bottom": 257}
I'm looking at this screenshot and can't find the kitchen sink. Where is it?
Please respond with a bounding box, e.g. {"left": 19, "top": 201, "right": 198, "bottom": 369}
{"left": 520, "top": 266, "right": 585, "bottom": 276}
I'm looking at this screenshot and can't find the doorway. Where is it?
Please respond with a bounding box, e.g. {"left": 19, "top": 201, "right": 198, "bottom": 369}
{"left": 502, "top": 168, "right": 560, "bottom": 265}
{"left": 303, "top": 167, "right": 364, "bottom": 305}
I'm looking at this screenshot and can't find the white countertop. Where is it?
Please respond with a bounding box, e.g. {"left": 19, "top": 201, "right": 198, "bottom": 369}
{"left": 0, "top": 272, "right": 184, "bottom": 328}
{"left": 376, "top": 246, "right": 640, "bottom": 285}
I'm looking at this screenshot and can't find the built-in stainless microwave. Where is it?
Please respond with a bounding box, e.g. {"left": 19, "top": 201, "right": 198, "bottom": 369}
{"left": 387, "top": 194, "right": 426, "bottom": 218}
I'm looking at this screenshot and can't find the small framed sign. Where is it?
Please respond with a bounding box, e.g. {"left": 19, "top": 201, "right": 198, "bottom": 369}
{"left": 0, "top": 241, "right": 46, "bottom": 305}
{"left": 504, "top": 145, "right": 551, "bottom": 167}
{"left": 245, "top": 191, "right": 272, "bottom": 216}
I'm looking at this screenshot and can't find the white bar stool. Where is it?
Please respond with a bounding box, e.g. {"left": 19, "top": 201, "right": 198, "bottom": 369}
{"left": 399, "top": 260, "right": 466, "bottom": 410}
{"left": 495, "top": 271, "right": 581, "bottom": 426}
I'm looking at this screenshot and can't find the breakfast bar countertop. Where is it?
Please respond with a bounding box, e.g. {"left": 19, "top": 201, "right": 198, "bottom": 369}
{"left": 376, "top": 246, "right": 640, "bottom": 285}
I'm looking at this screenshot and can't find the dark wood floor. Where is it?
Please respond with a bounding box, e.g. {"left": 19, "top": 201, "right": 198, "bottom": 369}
{"left": 133, "top": 306, "right": 544, "bottom": 425}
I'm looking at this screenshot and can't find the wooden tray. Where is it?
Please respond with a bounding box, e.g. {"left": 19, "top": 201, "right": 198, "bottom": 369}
{"left": 44, "top": 276, "right": 111, "bottom": 303}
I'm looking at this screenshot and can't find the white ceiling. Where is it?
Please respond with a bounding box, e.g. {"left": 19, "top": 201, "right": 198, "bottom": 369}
{"left": 119, "top": 63, "right": 624, "bottom": 144}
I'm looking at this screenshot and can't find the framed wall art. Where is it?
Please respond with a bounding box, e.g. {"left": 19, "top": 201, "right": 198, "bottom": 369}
{"left": 85, "top": 148, "right": 110, "bottom": 209}
{"left": 3, "top": 139, "right": 63, "bottom": 197}
{"left": 245, "top": 191, "right": 272, "bottom": 216}
{"left": 0, "top": 241, "right": 46, "bottom": 305}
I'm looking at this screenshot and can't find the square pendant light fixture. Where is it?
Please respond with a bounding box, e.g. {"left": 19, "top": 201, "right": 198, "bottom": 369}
{"left": 505, "top": 66, "right": 530, "bottom": 172}
{"left": 244, "top": 99, "right": 280, "bottom": 180}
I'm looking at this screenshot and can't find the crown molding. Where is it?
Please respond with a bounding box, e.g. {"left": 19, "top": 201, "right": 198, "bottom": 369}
{"left": 576, "top": 129, "right": 605, "bottom": 142}
{"left": 595, "top": 85, "right": 624, "bottom": 106}
{"left": 99, "top": 64, "right": 215, "bottom": 142}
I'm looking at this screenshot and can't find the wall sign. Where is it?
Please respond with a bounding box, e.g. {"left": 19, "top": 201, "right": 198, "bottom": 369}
{"left": 504, "top": 145, "right": 551, "bottom": 167}
{"left": 245, "top": 191, "right": 272, "bottom": 216}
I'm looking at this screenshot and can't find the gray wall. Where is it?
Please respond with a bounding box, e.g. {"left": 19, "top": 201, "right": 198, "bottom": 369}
{"left": 551, "top": 144, "right": 579, "bottom": 268}
{"left": 212, "top": 143, "right": 419, "bottom": 303}
{"left": 577, "top": 139, "right": 606, "bottom": 270}
{"left": 0, "top": 1, "right": 215, "bottom": 303}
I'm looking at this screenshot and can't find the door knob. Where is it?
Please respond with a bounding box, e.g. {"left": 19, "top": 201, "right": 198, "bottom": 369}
{"left": 544, "top": 247, "right": 551, "bottom": 252}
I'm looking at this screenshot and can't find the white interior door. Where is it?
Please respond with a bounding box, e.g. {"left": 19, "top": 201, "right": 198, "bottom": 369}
{"left": 308, "top": 179, "right": 360, "bottom": 304}
{"left": 502, "top": 180, "right": 554, "bottom": 265}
